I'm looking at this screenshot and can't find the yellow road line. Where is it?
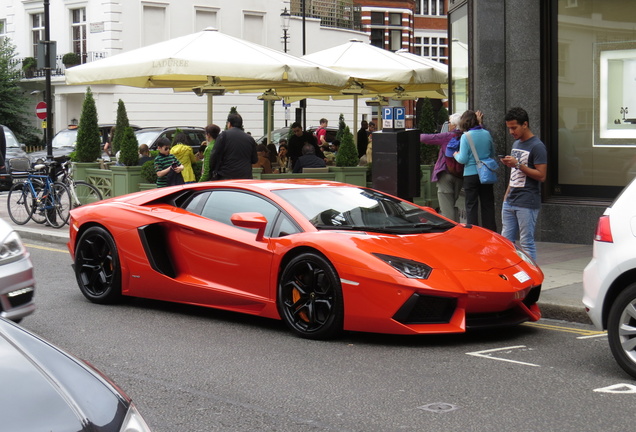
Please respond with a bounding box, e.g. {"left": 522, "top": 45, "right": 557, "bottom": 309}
{"left": 523, "top": 321, "right": 606, "bottom": 337}
{"left": 24, "top": 243, "right": 68, "bottom": 254}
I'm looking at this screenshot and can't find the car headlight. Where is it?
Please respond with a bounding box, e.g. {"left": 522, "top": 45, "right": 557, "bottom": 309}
{"left": 0, "top": 231, "right": 26, "bottom": 265}
{"left": 515, "top": 245, "right": 538, "bottom": 268}
{"left": 372, "top": 253, "right": 432, "bottom": 279}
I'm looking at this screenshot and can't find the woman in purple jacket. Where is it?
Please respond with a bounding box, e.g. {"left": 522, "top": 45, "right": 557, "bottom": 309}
{"left": 419, "top": 112, "right": 463, "bottom": 221}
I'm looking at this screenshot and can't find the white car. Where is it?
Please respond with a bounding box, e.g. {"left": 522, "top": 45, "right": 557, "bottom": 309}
{"left": 583, "top": 177, "right": 636, "bottom": 377}
{"left": 0, "top": 218, "right": 35, "bottom": 322}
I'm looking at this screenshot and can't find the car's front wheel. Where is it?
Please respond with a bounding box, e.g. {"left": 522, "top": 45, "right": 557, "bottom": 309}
{"left": 74, "top": 226, "right": 122, "bottom": 304}
{"left": 607, "top": 283, "right": 636, "bottom": 378}
{"left": 278, "top": 252, "right": 344, "bottom": 340}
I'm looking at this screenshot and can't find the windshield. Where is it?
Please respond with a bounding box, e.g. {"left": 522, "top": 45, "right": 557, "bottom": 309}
{"left": 51, "top": 129, "right": 78, "bottom": 148}
{"left": 3, "top": 127, "right": 20, "bottom": 148}
{"left": 274, "top": 187, "right": 455, "bottom": 234}
{"left": 135, "top": 130, "right": 161, "bottom": 146}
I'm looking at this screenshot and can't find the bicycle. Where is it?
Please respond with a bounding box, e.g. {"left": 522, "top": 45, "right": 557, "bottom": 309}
{"left": 57, "top": 160, "right": 103, "bottom": 208}
{"left": 6, "top": 158, "right": 72, "bottom": 228}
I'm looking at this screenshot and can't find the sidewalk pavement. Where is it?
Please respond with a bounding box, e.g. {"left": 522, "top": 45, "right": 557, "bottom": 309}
{"left": 2, "top": 204, "right": 593, "bottom": 325}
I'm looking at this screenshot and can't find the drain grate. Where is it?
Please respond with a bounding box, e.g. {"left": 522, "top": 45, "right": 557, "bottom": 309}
{"left": 417, "top": 402, "right": 460, "bottom": 413}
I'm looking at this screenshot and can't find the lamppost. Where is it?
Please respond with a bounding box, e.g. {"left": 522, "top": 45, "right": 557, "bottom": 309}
{"left": 280, "top": 7, "right": 290, "bottom": 53}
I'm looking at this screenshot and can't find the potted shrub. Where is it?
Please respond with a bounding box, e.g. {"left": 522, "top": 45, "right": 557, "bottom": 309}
{"left": 333, "top": 125, "right": 366, "bottom": 186}
{"left": 72, "top": 87, "right": 102, "bottom": 181}
{"left": 22, "top": 57, "right": 37, "bottom": 78}
{"left": 62, "top": 52, "right": 80, "bottom": 68}
{"left": 111, "top": 125, "right": 143, "bottom": 196}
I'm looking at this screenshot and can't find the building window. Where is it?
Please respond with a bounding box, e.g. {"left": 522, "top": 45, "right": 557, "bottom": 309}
{"left": 556, "top": 0, "right": 636, "bottom": 197}
{"left": 243, "top": 14, "right": 264, "bottom": 44}
{"left": 389, "top": 13, "right": 401, "bottom": 26}
{"left": 370, "top": 29, "right": 383, "bottom": 48}
{"left": 195, "top": 9, "right": 217, "bottom": 31}
{"left": 390, "top": 30, "right": 402, "bottom": 51}
{"left": 31, "top": 13, "right": 44, "bottom": 57}
{"left": 414, "top": 34, "right": 448, "bottom": 63}
{"left": 143, "top": 5, "right": 166, "bottom": 46}
{"left": 370, "top": 11, "right": 384, "bottom": 25}
{"left": 418, "top": 0, "right": 445, "bottom": 16}
{"left": 71, "top": 8, "right": 87, "bottom": 62}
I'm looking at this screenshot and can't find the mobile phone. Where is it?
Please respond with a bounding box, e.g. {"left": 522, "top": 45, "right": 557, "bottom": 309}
{"left": 497, "top": 154, "right": 507, "bottom": 159}
{"left": 171, "top": 162, "right": 179, "bottom": 168}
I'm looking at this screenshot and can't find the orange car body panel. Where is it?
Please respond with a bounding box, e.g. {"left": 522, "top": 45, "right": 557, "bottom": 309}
{"left": 68, "top": 180, "right": 543, "bottom": 335}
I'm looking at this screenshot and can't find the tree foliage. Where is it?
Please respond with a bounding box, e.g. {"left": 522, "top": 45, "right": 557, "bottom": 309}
{"left": 111, "top": 99, "right": 130, "bottom": 154}
{"left": 118, "top": 126, "right": 140, "bottom": 166}
{"left": 418, "top": 97, "right": 439, "bottom": 165}
{"left": 75, "top": 87, "right": 102, "bottom": 162}
{"left": 335, "top": 126, "right": 358, "bottom": 167}
{"left": 335, "top": 113, "right": 346, "bottom": 141}
{"left": 0, "top": 37, "right": 38, "bottom": 143}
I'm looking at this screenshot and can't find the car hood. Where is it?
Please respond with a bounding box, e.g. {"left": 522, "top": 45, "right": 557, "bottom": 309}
{"left": 29, "top": 147, "right": 74, "bottom": 163}
{"left": 0, "top": 319, "right": 128, "bottom": 431}
{"left": 319, "top": 224, "right": 523, "bottom": 272}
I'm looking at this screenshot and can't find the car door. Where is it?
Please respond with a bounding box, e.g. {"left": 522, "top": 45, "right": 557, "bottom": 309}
{"left": 166, "top": 189, "right": 298, "bottom": 311}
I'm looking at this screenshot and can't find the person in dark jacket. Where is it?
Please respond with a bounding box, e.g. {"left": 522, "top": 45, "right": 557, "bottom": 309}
{"left": 288, "top": 122, "right": 324, "bottom": 167}
{"left": 209, "top": 113, "right": 258, "bottom": 180}
{"left": 293, "top": 144, "right": 327, "bottom": 173}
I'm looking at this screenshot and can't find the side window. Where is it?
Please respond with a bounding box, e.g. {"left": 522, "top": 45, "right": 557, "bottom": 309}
{"left": 199, "top": 191, "right": 280, "bottom": 236}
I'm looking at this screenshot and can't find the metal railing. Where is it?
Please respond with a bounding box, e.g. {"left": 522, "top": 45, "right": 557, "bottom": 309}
{"left": 15, "top": 51, "right": 108, "bottom": 80}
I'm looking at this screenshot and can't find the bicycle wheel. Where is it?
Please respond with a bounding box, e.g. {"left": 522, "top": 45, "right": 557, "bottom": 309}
{"left": 70, "top": 181, "right": 103, "bottom": 207}
{"left": 45, "top": 182, "right": 71, "bottom": 228}
{"left": 7, "top": 182, "right": 34, "bottom": 225}
{"left": 26, "top": 179, "right": 47, "bottom": 224}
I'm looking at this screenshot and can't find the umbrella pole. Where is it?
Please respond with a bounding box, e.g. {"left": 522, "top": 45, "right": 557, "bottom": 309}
{"left": 353, "top": 94, "right": 358, "bottom": 147}
{"left": 207, "top": 93, "right": 213, "bottom": 125}
{"left": 267, "top": 100, "right": 273, "bottom": 144}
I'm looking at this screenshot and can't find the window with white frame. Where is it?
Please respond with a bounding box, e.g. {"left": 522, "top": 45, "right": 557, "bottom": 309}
{"left": 390, "top": 30, "right": 402, "bottom": 51}
{"left": 243, "top": 14, "right": 264, "bottom": 44}
{"left": 31, "top": 13, "right": 44, "bottom": 57}
{"left": 414, "top": 35, "right": 448, "bottom": 62}
{"left": 71, "top": 8, "right": 87, "bottom": 62}
{"left": 416, "top": 0, "right": 446, "bottom": 16}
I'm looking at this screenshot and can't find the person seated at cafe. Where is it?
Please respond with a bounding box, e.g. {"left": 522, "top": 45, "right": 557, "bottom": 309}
{"left": 288, "top": 122, "right": 324, "bottom": 167}
{"left": 252, "top": 143, "right": 273, "bottom": 173}
{"left": 266, "top": 143, "right": 278, "bottom": 164}
{"left": 138, "top": 144, "right": 153, "bottom": 165}
{"left": 293, "top": 143, "right": 327, "bottom": 173}
{"left": 277, "top": 143, "right": 292, "bottom": 173}
{"left": 321, "top": 143, "right": 335, "bottom": 165}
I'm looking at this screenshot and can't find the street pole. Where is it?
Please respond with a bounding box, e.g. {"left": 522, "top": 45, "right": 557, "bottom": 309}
{"left": 300, "top": 0, "right": 307, "bottom": 129}
{"left": 44, "top": 0, "right": 53, "bottom": 161}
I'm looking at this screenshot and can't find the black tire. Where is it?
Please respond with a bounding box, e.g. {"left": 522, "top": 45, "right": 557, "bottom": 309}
{"left": 45, "top": 182, "right": 71, "bottom": 228}
{"left": 7, "top": 183, "right": 34, "bottom": 225}
{"left": 70, "top": 181, "right": 103, "bottom": 208}
{"left": 277, "top": 252, "right": 344, "bottom": 340}
{"left": 607, "top": 283, "right": 636, "bottom": 378}
{"left": 74, "top": 226, "right": 122, "bottom": 304}
{"left": 27, "top": 179, "right": 47, "bottom": 224}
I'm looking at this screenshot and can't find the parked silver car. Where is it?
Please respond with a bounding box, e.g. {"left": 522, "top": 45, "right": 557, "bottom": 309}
{"left": 0, "top": 218, "right": 35, "bottom": 322}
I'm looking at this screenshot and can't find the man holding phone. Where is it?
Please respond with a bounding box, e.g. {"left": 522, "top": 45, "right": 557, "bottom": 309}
{"left": 499, "top": 107, "right": 547, "bottom": 260}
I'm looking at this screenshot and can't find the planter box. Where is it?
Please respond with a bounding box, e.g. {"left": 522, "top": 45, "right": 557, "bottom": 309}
{"left": 72, "top": 162, "right": 101, "bottom": 182}
{"left": 328, "top": 166, "right": 367, "bottom": 186}
{"left": 111, "top": 165, "right": 142, "bottom": 196}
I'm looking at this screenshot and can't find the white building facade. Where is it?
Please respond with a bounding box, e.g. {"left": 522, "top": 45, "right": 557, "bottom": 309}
{"left": 3, "top": 0, "right": 371, "bottom": 138}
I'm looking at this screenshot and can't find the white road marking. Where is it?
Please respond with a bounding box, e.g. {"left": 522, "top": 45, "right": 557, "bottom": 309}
{"left": 593, "top": 383, "right": 636, "bottom": 394}
{"left": 577, "top": 333, "right": 608, "bottom": 340}
{"left": 466, "top": 345, "right": 540, "bottom": 367}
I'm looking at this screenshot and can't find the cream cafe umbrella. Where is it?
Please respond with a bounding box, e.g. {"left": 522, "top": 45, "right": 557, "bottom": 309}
{"left": 65, "top": 27, "right": 350, "bottom": 125}
{"left": 302, "top": 39, "right": 448, "bottom": 140}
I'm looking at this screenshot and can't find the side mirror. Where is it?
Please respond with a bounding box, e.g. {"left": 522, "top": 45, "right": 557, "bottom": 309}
{"left": 230, "top": 212, "right": 268, "bottom": 241}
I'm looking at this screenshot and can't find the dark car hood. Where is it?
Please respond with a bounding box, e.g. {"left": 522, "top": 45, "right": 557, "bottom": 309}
{"left": 0, "top": 319, "right": 128, "bottom": 431}
{"left": 29, "top": 147, "right": 74, "bottom": 163}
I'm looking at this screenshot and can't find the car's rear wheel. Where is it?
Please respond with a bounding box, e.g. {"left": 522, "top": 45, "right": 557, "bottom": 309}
{"left": 74, "top": 226, "right": 122, "bottom": 304}
{"left": 278, "top": 252, "right": 344, "bottom": 340}
{"left": 607, "top": 283, "right": 636, "bottom": 378}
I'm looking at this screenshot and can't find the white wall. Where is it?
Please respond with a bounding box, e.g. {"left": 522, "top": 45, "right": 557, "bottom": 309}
{"left": 2, "top": 0, "right": 371, "bottom": 137}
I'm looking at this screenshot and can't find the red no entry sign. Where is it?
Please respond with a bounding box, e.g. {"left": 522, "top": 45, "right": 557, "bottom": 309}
{"left": 36, "top": 101, "right": 47, "bottom": 120}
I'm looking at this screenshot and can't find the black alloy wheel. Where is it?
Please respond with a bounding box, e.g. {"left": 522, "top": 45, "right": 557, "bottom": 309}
{"left": 278, "top": 252, "right": 344, "bottom": 340}
{"left": 74, "top": 226, "right": 122, "bottom": 304}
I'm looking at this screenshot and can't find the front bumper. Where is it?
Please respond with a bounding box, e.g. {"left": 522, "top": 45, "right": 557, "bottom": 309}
{"left": 0, "top": 253, "right": 36, "bottom": 321}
